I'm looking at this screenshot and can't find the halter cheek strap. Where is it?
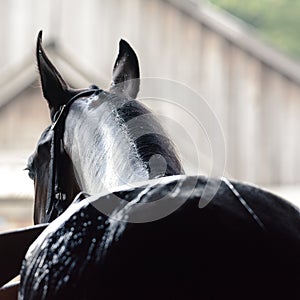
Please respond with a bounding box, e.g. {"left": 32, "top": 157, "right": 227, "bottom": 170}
{"left": 46, "top": 86, "right": 101, "bottom": 221}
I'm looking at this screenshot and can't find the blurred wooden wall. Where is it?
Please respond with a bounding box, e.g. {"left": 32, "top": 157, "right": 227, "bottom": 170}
{"left": 1, "top": 0, "right": 300, "bottom": 187}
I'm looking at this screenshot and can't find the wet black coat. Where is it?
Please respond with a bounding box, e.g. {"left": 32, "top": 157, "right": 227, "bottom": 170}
{"left": 20, "top": 176, "right": 300, "bottom": 300}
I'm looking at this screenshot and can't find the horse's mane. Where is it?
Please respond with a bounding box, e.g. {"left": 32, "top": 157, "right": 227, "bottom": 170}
{"left": 111, "top": 95, "right": 183, "bottom": 178}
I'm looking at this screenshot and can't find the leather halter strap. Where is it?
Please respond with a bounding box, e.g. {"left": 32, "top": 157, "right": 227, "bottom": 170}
{"left": 46, "top": 86, "right": 101, "bottom": 221}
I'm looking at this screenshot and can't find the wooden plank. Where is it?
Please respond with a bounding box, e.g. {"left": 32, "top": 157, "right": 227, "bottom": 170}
{"left": 227, "top": 47, "right": 263, "bottom": 182}
{"left": 0, "top": 224, "right": 48, "bottom": 287}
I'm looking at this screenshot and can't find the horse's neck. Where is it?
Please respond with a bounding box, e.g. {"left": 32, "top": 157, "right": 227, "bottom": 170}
{"left": 65, "top": 96, "right": 182, "bottom": 194}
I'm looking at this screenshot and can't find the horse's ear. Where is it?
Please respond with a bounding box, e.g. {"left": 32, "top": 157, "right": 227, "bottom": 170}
{"left": 36, "top": 31, "right": 70, "bottom": 118}
{"left": 110, "top": 39, "right": 140, "bottom": 99}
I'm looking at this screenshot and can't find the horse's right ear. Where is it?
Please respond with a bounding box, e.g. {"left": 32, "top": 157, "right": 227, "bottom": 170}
{"left": 36, "top": 31, "right": 70, "bottom": 118}
{"left": 109, "top": 39, "right": 140, "bottom": 99}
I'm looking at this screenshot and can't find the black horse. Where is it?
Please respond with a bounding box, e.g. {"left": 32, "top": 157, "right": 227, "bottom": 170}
{"left": 20, "top": 32, "right": 300, "bottom": 299}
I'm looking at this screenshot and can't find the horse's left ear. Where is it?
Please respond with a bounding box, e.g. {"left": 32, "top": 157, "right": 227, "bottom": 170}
{"left": 36, "top": 31, "right": 72, "bottom": 118}
{"left": 110, "top": 39, "right": 140, "bottom": 99}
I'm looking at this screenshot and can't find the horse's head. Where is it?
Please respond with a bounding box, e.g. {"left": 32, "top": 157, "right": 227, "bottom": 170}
{"left": 27, "top": 31, "right": 183, "bottom": 224}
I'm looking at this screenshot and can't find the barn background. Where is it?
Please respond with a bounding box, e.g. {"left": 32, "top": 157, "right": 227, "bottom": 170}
{"left": 1, "top": 0, "right": 300, "bottom": 231}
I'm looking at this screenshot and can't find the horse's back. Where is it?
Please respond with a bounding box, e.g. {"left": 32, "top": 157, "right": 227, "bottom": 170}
{"left": 20, "top": 176, "right": 300, "bottom": 299}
